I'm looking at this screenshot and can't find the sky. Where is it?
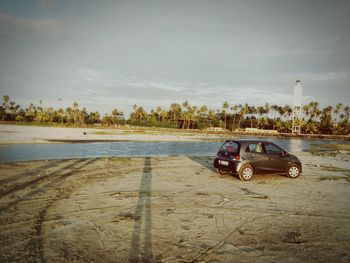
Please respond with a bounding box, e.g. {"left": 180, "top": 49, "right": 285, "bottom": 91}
{"left": 0, "top": 0, "right": 349, "bottom": 116}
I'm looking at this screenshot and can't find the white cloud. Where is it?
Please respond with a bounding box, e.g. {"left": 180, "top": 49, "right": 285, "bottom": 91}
{"left": 36, "top": 0, "right": 55, "bottom": 9}
{"left": 2, "top": 0, "right": 349, "bottom": 115}
{"left": 0, "top": 12, "right": 61, "bottom": 36}
{"left": 74, "top": 68, "right": 297, "bottom": 114}
{"left": 287, "top": 71, "right": 349, "bottom": 81}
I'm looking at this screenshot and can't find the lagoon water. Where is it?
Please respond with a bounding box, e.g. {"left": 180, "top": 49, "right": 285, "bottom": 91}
{"left": 0, "top": 137, "right": 347, "bottom": 163}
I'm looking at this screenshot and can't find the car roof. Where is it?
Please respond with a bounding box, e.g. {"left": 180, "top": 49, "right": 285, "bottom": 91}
{"left": 224, "top": 139, "right": 272, "bottom": 144}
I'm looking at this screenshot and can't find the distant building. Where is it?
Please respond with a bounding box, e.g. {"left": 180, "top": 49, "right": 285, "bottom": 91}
{"left": 292, "top": 80, "right": 302, "bottom": 134}
{"left": 206, "top": 127, "right": 226, "bottom": 131}
{"left": 244, "top": 128, "right": 278, "bottom": 134}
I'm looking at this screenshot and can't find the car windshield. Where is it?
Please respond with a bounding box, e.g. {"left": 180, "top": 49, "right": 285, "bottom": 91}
{"left": 264, "top": 143, "right": 283, "bottom": 155}
{"left": 219, "top": 141, "right": 239, "bottom": 156}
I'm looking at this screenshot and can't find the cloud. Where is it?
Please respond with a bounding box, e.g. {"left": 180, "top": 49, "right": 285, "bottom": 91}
{"left": 287, "top": 71, "right": 349, "bottom": 81}
{"left": 75, "top": 67, "right": 297, "bottom": 114}
{"left": 36, "top": 0, "right": 55, "bottom": 9}
{"left": 0, "top": 12, "right": 61, "bottom": 36}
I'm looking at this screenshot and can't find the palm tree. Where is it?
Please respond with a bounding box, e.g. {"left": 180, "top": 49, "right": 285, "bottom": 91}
{"left": 198, "top": 105, "right": 208, "bottom": 128}
{"left": 222, "top": 101, "right": 229, "bottom": 129}
{"left": 1, "top": 96, "right": 349, "bottom": 134}
{"left": 135, "top": 107, "right": 147, "bottom": 123}
{"left": 2, "top": 95, "right": 10, "bottom": 108}
{"left": 56, "top": 108, "right": 66, "bottom": 123}
{"left": 283, "top": 105, "right": 293, "bottom": 121}
{"left": 238, "top": 103, "right": 249, "bottom": 128}
{"left": 182, "top": 101, "right": 191, "bottom": 129}
{"left": 258, "top": 117, "right": 269, "bottom": 129}
{"left": 65, "top": 107, "right": 73, "bottom": 123}
{"left": 169, "top": 103, "right": 184, "bottom": 128}
{"left": 264, "top": 103, "right": 270, "bottom": 118}
{"left": 302, "top": 104, "right": 310, "bottom": 121}
{"left": 160, "top": 109, "right": 168, "bottom": 123}
{"left": 2, "top": 95, "right": 18, "bottom": 120}
{"left": 333, "top": 103, "right": 343, "bottom": 125}
{"left": 304, "top": 121, "right": 318, "bottom": 134}
{"left": 25, "top": 103, "right": 37, "bottom": 122}
{"left": 208, "top": 109, "right": 217, "bottom": 126}
{"left": 343, "top": 106, "right": 350, "bottom": 124}
{"left": 71, "top": 101, "right": 84, "bottom": 124}
{"left": 86, "top": 111, "right": 101, "bottom": 124}
{"left": 277, "top": 106, "right": 284, "bottom": 120}
{"left": 271, "top": 104, "right": 279, "bottom": 120}
{"left": 155, "top": 106, "right": 162, "bottom": 122}
{"left": 309, "top": 101, "right": 320, "bottom": 122}
{"left": 199, "top": 105, "right": 208, "bottom": 118}
{"left": 230, "top": 105, "right": 239, "bottom": 131}
{"left": 320, "top": 106, "right": 333, "bottom": 134}
{"left": 257, "top": 105, "right": 264, "bottom": 119}
{"left": 188, "top": 105, "right": 198, "bottom": 129}
{"left": 248, "top": 105, "right": 257, "bottom": 128}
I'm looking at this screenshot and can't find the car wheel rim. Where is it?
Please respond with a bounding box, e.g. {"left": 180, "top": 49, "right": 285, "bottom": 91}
{"left": 289, "top": 166, "right": 299, "bottom": 177}
{"left": 243, "top": 168, "right": 252, "bottom": 180}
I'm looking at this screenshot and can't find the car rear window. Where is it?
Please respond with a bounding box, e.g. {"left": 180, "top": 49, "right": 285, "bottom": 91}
{"left": 219, "top": 141, "right": 239, "bottom": 156}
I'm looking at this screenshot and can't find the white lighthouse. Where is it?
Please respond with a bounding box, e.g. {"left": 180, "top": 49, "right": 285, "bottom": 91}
{"left": 292, "top": 80, "right": 302, "bottom": 134}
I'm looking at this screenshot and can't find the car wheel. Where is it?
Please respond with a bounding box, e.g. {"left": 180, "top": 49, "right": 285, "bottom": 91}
{"left": 287, "top": 164, "right": 301, "bottom": 178}
{"left": 239, "top": 164, "right": 254, "bottom": 181}
{"left": 216, "top": 168, "right": 228, "bottom": 175}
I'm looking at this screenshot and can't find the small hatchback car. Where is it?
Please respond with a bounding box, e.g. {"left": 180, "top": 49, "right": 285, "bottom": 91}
{"left": 213, "top": 140, "right": 302, "bottom": 181}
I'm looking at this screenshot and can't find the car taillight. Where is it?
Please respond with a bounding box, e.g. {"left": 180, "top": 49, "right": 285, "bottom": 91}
{"left": 233, "top": 154, "right": 241, "bottom": 161}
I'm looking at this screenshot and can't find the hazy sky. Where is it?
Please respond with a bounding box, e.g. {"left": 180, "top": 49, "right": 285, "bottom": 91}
{"left": 0, "top": 0, "right": 349, "bottom": 115}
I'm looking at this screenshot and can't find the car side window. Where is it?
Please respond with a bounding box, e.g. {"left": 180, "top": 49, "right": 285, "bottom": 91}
{"left": 263, "top": 143, "right": 283, "bottom": 155}
{"left": 246, "top": 144, "right": 256, "bottom": 152}
{"left": 246, "top": 143, "right": 263, "bottom": 153}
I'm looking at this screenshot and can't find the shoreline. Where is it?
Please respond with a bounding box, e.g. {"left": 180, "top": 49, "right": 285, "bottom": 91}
{"left": 0, "top": 124, "right": 349, "bottom": 145}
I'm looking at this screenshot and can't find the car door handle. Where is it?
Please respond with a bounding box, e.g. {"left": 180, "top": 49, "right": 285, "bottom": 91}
{"left": 250, "top": 154, "right": 255, "bottom": 158}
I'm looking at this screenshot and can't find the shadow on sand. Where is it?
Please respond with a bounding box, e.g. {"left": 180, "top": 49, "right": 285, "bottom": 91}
{"left": 129, "top": 157, "right": 153, "bottom": 262}
{"left": 188, "top": 156, "right": 217, "bottom": 173}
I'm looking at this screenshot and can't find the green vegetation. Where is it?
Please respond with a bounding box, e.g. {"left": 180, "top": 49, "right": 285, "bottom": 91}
{"left": 93, "top": 131, "right": 119, "bottom": 135}
{"left": 1, "top": 95, "right": 349, "bottom": 135}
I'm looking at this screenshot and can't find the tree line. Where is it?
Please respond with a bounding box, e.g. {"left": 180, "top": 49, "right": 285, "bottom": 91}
{"left": 1, "top": 95, "right": 349, "bottom": 135}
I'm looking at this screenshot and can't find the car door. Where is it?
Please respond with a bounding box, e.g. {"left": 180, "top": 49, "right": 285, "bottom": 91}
{"left": 262, "top": 142, "right": 289, "bottom": 173}
{"left": 244, "top": 143, "right": 270, "bottom": 173}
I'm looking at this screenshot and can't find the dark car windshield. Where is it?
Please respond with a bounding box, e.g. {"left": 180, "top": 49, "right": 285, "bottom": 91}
{"left": 219, "top": 141, "right": 239, "bottom": 156}
{"left": 263, "top": 143, "right": 284, "bottom": 155}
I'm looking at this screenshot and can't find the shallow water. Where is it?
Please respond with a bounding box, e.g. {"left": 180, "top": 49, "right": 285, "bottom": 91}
{"left": 0, "top": 137, "right": 348, "bottom": 163}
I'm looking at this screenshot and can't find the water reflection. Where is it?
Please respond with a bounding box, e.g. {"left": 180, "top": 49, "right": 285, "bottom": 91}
{"left": 0, "top": 138, "right": 347, "bottom": 163}
{"left": 289, "top": 139, "right": 303, "bottom": 153}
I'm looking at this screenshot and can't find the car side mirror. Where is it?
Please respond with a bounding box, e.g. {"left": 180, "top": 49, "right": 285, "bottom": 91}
{"left": 281, "top": 151, "right": 289, "bottom": 157}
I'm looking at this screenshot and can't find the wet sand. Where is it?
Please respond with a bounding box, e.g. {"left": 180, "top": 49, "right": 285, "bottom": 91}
{"left": 0, "top": 148, "right": 350, "bottom": 262}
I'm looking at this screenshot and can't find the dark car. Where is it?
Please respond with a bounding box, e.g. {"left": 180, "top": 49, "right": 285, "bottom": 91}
{"left": 213, "top": 140, "right": 302, "bottom": 181}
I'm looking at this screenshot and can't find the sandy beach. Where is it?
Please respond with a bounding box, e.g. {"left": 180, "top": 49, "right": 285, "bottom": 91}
{"left": 0, "top": 145, "right": 350, "bottom": 262}
{"left": 0, "top": 125, "right": 221, "bottom": 144}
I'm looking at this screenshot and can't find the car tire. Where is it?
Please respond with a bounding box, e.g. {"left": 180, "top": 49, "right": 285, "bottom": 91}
{"left": 287, "top": 164, "right": 301, "bottom": 178}
{"left": 216, "top": 168, "right": 228, "bottom": 175}
{"left": 238, "top": 164, "right": 254, "bottom": 181}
